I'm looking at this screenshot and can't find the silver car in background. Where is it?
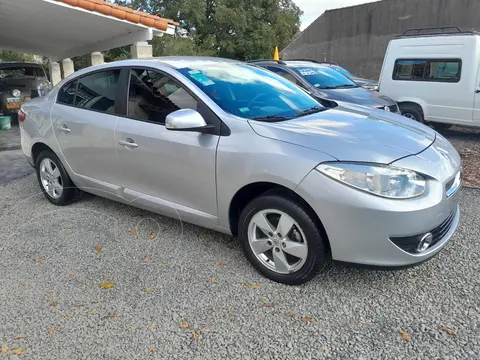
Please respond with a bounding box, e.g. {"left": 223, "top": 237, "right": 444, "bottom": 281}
{"left": 20, "top": 57, "right": 461, "bottom": 285}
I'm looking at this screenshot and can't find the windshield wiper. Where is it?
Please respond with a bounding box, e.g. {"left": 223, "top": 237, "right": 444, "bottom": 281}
{"left": 294, "top": 106, "right": 325, "bottom": 118}
{"left": 252, "top": 115, "right": 291, "bottom": 122}
{"left": 321, "top": 84, "right": 357, "bottom": 89}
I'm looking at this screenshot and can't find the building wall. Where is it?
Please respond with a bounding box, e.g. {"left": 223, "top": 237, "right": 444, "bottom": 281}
{"left": 281, "top": 0, "right": 480, "bottom": 79}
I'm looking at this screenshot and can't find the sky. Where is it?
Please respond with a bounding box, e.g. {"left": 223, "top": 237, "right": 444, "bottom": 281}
{"left": 295, "top": 0, "right": 379, "bottom": 30}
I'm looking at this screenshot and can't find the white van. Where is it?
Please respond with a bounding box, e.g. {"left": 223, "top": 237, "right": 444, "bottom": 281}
{"left": 378, "top": 27, "right": 480, "bottom": 129}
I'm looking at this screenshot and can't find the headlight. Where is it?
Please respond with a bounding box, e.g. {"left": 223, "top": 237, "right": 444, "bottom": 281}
{"left": 12, "top": 89, "right": 21, "bottom": 98}
{"left": 316, "top": 163, "right": 426, "bottom": 199}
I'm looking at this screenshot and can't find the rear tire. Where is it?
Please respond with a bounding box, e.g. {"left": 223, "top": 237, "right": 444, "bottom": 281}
{"left": 35, "top": 150, "right": 81, "bottom": 206}
{"left": 399, "top": 103, "right": 424, "bottom": 123}
{"left": 238, "top": 193, "right": 328, "bottom": 285}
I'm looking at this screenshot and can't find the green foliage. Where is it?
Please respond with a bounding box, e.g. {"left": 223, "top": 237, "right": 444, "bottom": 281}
{"left": 0, "top": 51, "right": 34, "bottom": 62}
{"left": 113, "top": 0, "right": 302, "bottom": 60}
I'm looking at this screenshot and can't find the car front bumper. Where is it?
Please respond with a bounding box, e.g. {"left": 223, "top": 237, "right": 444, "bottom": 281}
{"left": 295, "top": 143, "right": 461, "bottom": 268}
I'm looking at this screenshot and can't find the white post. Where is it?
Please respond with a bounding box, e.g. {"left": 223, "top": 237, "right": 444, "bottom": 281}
{"left": 49, "top": 62, "right": 62, "bottom": 86}
{"left": 91, "top": 52, "right": 105, "bottom": 66}
{"left": 61, "top": 58, "right": 75, "bottom": 79}
{"left": 130, "top": 41, "right": 153, "bottom": 59}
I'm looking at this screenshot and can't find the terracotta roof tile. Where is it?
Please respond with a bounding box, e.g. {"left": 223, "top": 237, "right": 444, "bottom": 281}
{"left": 56, "top": 0, "right": 179, "bottom": 31}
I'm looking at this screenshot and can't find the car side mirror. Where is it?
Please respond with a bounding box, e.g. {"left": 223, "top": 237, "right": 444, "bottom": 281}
{"left": 165, "top": 109, "right": 215, "bottom": 134}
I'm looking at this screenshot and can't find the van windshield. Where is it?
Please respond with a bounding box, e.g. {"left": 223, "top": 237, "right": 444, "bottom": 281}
{"left": 177, "top": 63, "right": 325, "bottom": 121}
{"left": 291, "top": 65, "right": 358, "bottom": 89}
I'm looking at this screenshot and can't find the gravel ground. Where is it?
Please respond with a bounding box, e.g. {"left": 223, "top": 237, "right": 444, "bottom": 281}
{"left": 0, "top": 175, "right": 479, "bottom": 359}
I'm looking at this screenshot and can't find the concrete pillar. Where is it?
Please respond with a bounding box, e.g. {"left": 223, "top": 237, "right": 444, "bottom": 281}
{"left": 91, "top": 52, "right": 105, "bottom": 66}
{"left": 61, "top": 58, "right": 75, "bottom": 79}
{"left": 130, "top": 41, "right": 153, "bottom": 59}
{"left": 49, "top": 62, "right": 62, "bottom": 86}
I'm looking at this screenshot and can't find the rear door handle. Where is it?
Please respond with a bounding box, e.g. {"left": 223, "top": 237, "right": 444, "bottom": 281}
{"left": 119, "top": 139, "right": 139, "bottom": 148}
{"left": 57, "top": 124, "right": 71, "bottom": 133}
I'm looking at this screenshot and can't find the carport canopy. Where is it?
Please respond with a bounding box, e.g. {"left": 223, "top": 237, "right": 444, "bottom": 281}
{"left": 0, "top": 0, "right": 176, "bottom": 61}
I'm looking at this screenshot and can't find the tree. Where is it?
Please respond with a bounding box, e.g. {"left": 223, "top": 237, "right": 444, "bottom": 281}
{"left": 113, "top": 0, "right": 302, "bottom": 60}
{"left": 0, "top": 51, "right": 34, "bottom": 62}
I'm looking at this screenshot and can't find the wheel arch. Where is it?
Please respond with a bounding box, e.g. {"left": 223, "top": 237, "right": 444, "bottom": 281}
{"left": 31, "top": 142, "right": 55, "bottom": 165}
{"left": 228, "top": 181, "right": 331, "bottom": 252}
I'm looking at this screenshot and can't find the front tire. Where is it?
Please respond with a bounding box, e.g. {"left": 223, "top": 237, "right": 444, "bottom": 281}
{"left": 35, "top": 150, "right": 80, "bottom": 206}
{"left": 238, "top": 193, "right": 328, "bottom": 285}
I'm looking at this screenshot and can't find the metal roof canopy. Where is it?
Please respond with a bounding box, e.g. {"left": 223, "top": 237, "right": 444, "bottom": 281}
{"left": 0, "top": 0, "right": 174, "bottom": 62}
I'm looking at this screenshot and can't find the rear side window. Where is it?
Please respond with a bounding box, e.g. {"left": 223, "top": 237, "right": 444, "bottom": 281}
{"left": 393, "top": 59, "right": 461, "bottom": 82}
{"left": 74, "top": 69, "right": 120, "bottom": 114}
{"left": 57, "top": 80, "right": 77, "bottom": 106}
{"left": 264, "top": 66, "right": 300, "bottom": 85}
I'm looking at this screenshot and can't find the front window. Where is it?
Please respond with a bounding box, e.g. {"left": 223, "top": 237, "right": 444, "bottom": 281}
{"left": 0, "top": 66, "right": 45, "bottom": 79}
{"left": 291, "top": 65, "right": 358, "bottom": 89}
{"left": 331, "top": 65, "right": 355, "bottom": 80}
{"left": 177, "top": 63, "right": 324, "bottom": 121}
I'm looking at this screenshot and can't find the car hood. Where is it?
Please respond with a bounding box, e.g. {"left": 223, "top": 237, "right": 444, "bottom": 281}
{"left": 312, "top": 86, "right": 393, "bottom": 108}
{"left": 249, "top": 106, "right": 436, "bottom": 164}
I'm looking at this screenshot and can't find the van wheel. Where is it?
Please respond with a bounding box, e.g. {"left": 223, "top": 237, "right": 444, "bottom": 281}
{"left": 399, "top": 104, "right": 424, "bottom": 123}
{"left": 36, "top": 150, "right": 81, "bottom": 206}
{"left": 238, "top": 193, "right": 328, "bottom": 285}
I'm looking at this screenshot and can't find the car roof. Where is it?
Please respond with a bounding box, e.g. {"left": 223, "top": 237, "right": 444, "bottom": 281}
{"left": 283, "top": 61, "right": 329, "bottom": 68}
{"left": 0, "top": 62, "right": 43, "bottom": 68}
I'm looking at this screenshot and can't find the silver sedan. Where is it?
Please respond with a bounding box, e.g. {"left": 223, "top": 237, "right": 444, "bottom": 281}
{"left": 19, "top": 57, "right": 461, "bottom": 285}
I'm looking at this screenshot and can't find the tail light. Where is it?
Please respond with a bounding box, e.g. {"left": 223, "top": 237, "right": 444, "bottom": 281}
{"left": 18, "top": 109, "right": 26, "bottom": 122}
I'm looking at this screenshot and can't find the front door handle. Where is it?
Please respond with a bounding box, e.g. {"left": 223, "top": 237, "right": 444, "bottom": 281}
{"left": 476, "top": 90, "right": 480, "bottom": 94}
{"left": 57, "top": 124, "right": 71, "bottom": 133}
{"left": 119, "top": 139, "right": 139, "bottom": 148}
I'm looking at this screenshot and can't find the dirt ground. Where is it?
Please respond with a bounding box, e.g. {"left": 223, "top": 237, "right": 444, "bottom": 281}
{"left": 441, "top": 126, "right": 480, "bottom": 189}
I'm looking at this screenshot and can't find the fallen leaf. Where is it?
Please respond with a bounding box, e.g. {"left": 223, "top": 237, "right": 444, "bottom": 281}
{"left": 440, "top": 327, "right": 457, "bottom": 336}
{"left": 151, "top": 348, "right": 157, "bottom": 353}
{"left": 96, "top": 343, "right": 104, "bottom": 348}
{"left": 145, "top": 255, "right": 151, "bottom": 261}
{"left": 49, "top": 301, "right": 57, "bottom": 307}
{"left": 128, "top": 229, "right": 137, "bottom": 235}
{"left": 110, "top": 313, "right": 121, "bottom": 317}
{"left": 211, "top": 276, "right": 217, "bottom": 282}
{"left": 95, "top": 245, "right": 103, "bottom": 253}
{"left": 159, "top": 264, "right": 169, "bottom": 267}
{"left": 88, "top": 311, "right": 97, "bottom": 315}
{"left": 399, "top": 328, "right": 411, "bottom": 343}
{"left": 1, "top": 345, "right": 8, "bottom": 353}
{"left": 67, "top": 272, "right": 73, "bottom": 277}
{"left": 151, "top": 233, "right": 157, "bottom": 239}
{"left": 300, "top": 317, "right": 313, "bottom": 323}
{"left": 33, "top": 257, "right": 40, "bottom": 263}
{"left": 11, "top": 348, "right": 24, "bottom": 355}
{"left": 180, "top": 322, "right": 189, "bottom": 329}
{"left": 99, "top": 282, "right": 115, "bottom": 289}
{"left": 49, "top": 325, "right": 56, "bottom": 337}
{"left": 23, "top": 283, "right": 30, "bottom": 289}
{"left": 319, "top": 347, "right": 329, "bottom": 352}
{"left": 14, "top": 336, "right": 26, "bottom": 340}
{"left": 63, "top": 314, "right": 73, "bottom": 319}
{"left": 151, "top": 323, "right": 157, "bottom": 329}
{"left": 216, "top": 261, "right": 226, "bottom": 266}
{"left": 263, "top": 303, "right": 278, "bottom": 308}
{"left": 359, "top": 318, "right": 372, "bottom": 325}
{"left": 192, "top": 330, "right": 201, "bottom": 341}
{"left": 287, "top": 313, "right": 297, "bottom": 317}
{"left": 241, "top": 282, "right": 260, "bottom": 289}
{"left": 146, "top": 287, "right": 152, "bottom": 293}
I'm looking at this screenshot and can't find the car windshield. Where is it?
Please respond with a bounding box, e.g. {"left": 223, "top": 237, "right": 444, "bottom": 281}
{"left": 290, "top": 65, "right": 358, "bottom": 89}
{"left": 0, "top": 66, "right": 45, "bottom": 79}
{"left": 177, "top": 63, "right": 325, "bottom": 121}
{"left": 331, "top": 65, "right": 355, "bottom": 79}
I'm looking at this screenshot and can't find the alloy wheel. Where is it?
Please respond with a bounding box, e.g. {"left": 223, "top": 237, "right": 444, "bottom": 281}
{"left": 403, "top": 112, "right": 417, "bottom": 121}
{"left": 39, "top": 158, "right": 63, "bottom": 199}
{"left": 247, "top": 209, "right": 308, "bottom": 274}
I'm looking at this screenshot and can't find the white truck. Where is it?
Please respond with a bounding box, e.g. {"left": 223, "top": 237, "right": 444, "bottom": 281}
{"left": 378, "top": 26, "right": 480, "bottom": 129}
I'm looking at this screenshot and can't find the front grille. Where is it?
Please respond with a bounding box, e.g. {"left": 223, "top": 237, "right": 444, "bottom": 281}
{"left": 390, "top": 209, "right": 457, "bottom": 253}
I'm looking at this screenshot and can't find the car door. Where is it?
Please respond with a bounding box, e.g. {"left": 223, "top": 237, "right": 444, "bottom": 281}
{"left": 475, "top": 62, "right": 480, "bottom": 123}
{"left": 52, "top": 69, "right": 123, "bottom": 185}
{"left": 114, "top": 67, "right": 220, "bottom": 222}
